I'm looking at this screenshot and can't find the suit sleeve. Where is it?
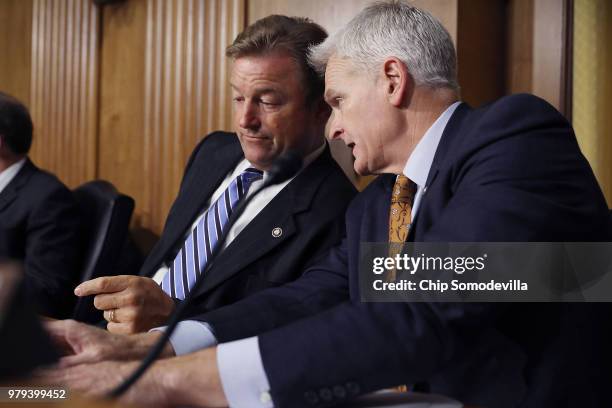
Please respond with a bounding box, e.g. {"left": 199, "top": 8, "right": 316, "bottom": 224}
{"left": 189, "top": 237, "right": 351, "bottom": 342}
{"left": 24, "top": 184, "right": 81, "bottom": 318}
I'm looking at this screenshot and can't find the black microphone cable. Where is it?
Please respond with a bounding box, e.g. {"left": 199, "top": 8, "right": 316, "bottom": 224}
{"left": 108, "top": 151, "right": 303, "bottom": 398}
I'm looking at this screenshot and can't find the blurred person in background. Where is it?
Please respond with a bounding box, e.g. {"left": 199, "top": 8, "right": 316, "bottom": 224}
{"left": 0, "top": 91, "right": 81, "bottom": 318}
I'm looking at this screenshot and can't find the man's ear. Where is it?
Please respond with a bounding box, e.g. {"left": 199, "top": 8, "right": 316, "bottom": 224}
{"left": 382, "top": 57, "right": 412, "bottom": 107}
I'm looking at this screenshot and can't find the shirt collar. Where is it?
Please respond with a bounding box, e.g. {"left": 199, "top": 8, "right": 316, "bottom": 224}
{"left": 403, "top": 101, "right": 461, "bottom": 187}
{"left": 0, "top": 158, "right": 27, "bottom": 194}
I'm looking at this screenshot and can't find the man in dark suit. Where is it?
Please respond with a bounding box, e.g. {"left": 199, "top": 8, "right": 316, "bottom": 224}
{"left": 43, "top": 3, "right": 610, "bottom": 408}
{"left": 72, "top": 15, "right": 356, "bottom": 334}
{"left": 0, "top": 91, "right": 81, "bottom": 318}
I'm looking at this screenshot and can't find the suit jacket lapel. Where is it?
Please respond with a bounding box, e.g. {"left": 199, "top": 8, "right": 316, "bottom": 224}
{"left": 198, "top": 192, "right": 298, "bottom": 295}
{"left": 424, "top": 103, "right": 470, "bottom": 189}
{"left": 154, "top": 140, "right": 244, "bottom": 267}
{"left": 408, "top": 103, "right": 471, "bottom": 241}
{"left": 194, "top": 145, "right": 336, "bottom": 297}
{"left": 0, "top": 185, "right": 17, "bottom": 213}
{"left": 0, "top": 159, "right": 36, "bottom": 213}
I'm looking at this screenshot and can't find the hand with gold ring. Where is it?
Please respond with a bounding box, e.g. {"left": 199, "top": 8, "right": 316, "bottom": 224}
{"left": 74, "top": 275, "right": 176, "bottom": 334}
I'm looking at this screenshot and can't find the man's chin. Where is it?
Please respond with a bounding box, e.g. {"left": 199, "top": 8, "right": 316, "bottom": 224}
{"left": 353, "top": 164, "right": 372, "bottom": 177}
{"left": 244, "top": 154, "right": 273, "bottom": 171}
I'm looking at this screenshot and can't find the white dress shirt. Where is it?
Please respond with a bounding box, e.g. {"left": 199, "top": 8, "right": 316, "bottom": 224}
{"left": 0, "top": 158, "right": 26, "bottom": 194}
{"left": 404, "top": 101, "right": 461, "bottom": 218}
{"left": 157, "top": 101, "right": 462, "bottom": 408}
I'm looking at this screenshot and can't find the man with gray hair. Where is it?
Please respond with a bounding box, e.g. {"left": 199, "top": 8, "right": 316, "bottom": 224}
{"left": 43, "top": 2, "right": 610, "bottom": 407}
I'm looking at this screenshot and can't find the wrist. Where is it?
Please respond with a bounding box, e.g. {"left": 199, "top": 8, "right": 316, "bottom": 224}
{"left": 161, "top": 348, "right": 228, "bottom": 407}
{"left": 127, "top": 331, "right": 175, "bottom": 359}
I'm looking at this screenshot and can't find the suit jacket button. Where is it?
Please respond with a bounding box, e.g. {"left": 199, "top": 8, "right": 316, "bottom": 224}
{"left": 333, "top": 385, "right": 346, "bottom": 399}
{"left": 304, "top": 390, "right": 319, "bottom": 405}
{"left": 345, "top": 382, "right": 361, "bottom": 396}
{"left": 319, "top": 388, "right": 333, "bottom": 402}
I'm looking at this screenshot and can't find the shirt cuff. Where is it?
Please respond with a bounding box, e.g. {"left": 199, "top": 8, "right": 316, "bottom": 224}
{"left": 218, "top": 337, "right": 273, "bottom": 408}
{"left": 150, "top": 320, "right": 217, "bottom": 355}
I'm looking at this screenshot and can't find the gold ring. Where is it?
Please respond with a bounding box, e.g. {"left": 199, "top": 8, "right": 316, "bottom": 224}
{"left": 109, "top": 309, "right": 115, "bottom": 323}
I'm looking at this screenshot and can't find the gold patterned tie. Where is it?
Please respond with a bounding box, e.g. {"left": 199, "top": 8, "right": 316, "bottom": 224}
{"left": 387, "top": 175, "right": 417, "bottom": 282}
{"left": 389, "top": 177, "right": 417, "bottom": 393}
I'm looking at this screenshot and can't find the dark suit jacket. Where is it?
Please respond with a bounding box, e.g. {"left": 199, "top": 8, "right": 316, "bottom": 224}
{"left": 140, "top": 131, "right": 357, "bottom": 312}
{"left": 193, "top": 95, "right": 611, "bottom": 408}
{"left": 0, "top": 159, "right": 81, "bottom": 318}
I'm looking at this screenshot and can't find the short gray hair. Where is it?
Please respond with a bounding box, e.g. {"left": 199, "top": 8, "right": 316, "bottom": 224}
{"left": 309, "top": 1, "right": 458, "bottom": 90}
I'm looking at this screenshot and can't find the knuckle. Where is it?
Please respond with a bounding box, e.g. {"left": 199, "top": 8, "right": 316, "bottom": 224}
{"left": 126, "top": 293, "right": 139, "bottom": 306}
{"left": 98, "top": 277, "right": 110, "bottom": 291}
{"left": 123, "top": 307, "right": 136, "bottom": 321}
{"left": 93, "top": 296, "right": 104, "bottom": 309}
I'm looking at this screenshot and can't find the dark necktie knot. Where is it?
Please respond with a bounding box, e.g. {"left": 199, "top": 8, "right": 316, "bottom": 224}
{"left": 239, "top": 168, "right": 264, "bottom": 197}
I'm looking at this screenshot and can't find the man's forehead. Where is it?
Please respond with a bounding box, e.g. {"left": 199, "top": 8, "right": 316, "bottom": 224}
{"left": 324, "top": 56, "right": 360, "bottom": 91}
{"left": 231, "top": 53, "right": 298, "bottom": 78}
{"left": 325, "top": 56, "right": 360, "bottom": 78}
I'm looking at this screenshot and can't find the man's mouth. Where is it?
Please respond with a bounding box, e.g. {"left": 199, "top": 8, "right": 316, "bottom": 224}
{"left": 243, "top": 133, "right": 267, "bottom": 140}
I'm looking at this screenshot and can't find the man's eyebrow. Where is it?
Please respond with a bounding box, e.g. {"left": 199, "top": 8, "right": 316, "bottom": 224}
{"left": 324, "top": 88, "right": 340, "bottom": 102}
{"left": 229, "top": 83, "right": 282, "bottom": 95}
{"left": 254, "top": 87, "right": 282, "bottom": 95}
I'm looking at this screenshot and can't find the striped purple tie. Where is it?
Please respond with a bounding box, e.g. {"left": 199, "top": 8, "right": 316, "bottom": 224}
{"left": 161, "top": 168, "right": 263, "bottom": 299}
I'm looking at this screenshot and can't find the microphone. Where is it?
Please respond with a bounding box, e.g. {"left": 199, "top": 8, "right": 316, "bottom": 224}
{"left": 109, "top": 150, "right": 303, "bottom": 398}
{"left": 263, "top": 150, "right": 303, "bottom": 186}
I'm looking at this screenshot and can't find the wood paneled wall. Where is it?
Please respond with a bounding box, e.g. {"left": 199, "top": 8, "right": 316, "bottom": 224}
{"left": 0, "top": 0, "right": 32, "bottom": 106}
{"left": 456, "top": 0, "right": 506, "bottom": 106}
{"left": 507, "top": 0, "right": 571, "bottom": 114}
{"left": 507, "top": 0, "right": 534, "bottom": 94}
{"left": 99, "top": 0, "right": 245, "bottom": 234}
{"left": 29, "top": 0, "right": 100, "bottom": 187}
{"left": 532, "top": 0, "right": 570, "bottom": 114}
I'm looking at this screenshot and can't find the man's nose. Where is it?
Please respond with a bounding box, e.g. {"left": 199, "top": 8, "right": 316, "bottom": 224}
{"left": 327, "top": 113, "right": 344, "bottom": 140}
{"left": 238, "top": 101, "right": 260, "bottom": 130}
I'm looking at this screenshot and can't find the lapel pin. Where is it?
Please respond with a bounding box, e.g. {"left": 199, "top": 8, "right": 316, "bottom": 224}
{"left": 272, "top": 227, "right": 282, "bottom": 238}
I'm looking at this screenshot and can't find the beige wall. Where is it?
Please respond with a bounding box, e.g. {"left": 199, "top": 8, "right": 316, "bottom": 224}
{"left": 573, "top": 0, "right": 612, "bottom": 205}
